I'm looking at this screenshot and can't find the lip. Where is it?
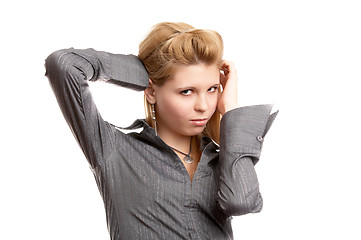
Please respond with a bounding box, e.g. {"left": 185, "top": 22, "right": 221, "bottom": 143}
{"left": 190, "top": 118, "right": 208, "bottom": 126}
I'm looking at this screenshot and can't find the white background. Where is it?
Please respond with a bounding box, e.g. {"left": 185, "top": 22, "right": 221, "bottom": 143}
{"left": 1, "top": 0, "right": 360, "bottom": 239}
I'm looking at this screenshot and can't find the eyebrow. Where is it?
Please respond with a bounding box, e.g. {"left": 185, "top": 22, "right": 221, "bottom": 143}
{"left": 176, "top": 83, "right": 220, "bottom": 90}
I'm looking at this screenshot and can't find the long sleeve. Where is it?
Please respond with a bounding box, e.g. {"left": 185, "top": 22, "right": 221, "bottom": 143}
{"left": 44, "top": 48, "right": 149, "bottom": 168}
{"left": 217, "top": 104, "right": 278, "bottom": 216}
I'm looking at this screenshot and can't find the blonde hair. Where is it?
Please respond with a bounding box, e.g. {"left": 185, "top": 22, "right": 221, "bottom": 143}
{"left": 138, "top": 22, "right": 224, "bottom": 143}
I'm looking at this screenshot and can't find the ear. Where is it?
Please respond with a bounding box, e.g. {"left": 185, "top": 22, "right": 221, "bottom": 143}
{"left": 144, "top": 79, "right": 156, "bottom": 104}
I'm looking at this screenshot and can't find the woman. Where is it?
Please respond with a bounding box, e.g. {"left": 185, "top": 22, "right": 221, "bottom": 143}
{"left": 45, "top": 22, "right": 277, "bottom": 240}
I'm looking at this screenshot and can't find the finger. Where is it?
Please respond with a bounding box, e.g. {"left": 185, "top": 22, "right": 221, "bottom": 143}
{"left": 221, "top": 61, "right": 233, "bottom": 76}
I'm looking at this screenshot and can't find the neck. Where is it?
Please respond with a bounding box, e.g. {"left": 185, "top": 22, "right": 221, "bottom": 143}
{"left": 158, "top": 131, "right": 193, "bottom": 154}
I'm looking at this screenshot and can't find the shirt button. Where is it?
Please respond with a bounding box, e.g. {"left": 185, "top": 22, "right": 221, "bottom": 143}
{"left": 257, "top": 136, "right": 263, "bottom": 142}
{"left": 184, "top": 199, "right": 197, "bottom": 208}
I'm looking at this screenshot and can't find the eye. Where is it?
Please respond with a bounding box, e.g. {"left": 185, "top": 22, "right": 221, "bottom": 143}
{"left": 208, "top": 86, "right": 219, "bottom": 93}
{"left": 180, "top": 89, "right": 193, "bottom": 95}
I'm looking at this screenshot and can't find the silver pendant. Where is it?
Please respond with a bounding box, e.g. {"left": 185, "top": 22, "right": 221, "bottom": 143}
{"left": 184, "top": 155, "right": 193, "bottom": 164}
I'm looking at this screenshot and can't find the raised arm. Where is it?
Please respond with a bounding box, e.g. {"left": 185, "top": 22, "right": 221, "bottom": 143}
{"left": 44, "top": 48, "right": 149, "bottom": 168}
{"left": 215, "top": 60, "right": 278, "bottom": 216}
{"left": 217, "top": 105, "right": 278, "bottom": 216}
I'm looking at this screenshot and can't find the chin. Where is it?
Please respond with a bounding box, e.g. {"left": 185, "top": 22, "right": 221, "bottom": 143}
{"left": 182, "top": 126, "right": 206, "bottom": 137}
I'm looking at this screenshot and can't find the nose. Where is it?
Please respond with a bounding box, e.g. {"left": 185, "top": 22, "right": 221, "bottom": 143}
{"left": 194, "top": 94, "right": 208, "bottom": 112}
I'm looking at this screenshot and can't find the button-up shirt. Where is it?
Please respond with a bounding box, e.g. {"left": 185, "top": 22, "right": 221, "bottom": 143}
{"left": 45, "top": 48, "right": 278, "bottom": 240}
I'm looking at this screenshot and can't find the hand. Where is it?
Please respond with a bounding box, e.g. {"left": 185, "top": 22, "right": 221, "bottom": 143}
{"left": 217, "top": 60, "right": 238, "bottom": 115}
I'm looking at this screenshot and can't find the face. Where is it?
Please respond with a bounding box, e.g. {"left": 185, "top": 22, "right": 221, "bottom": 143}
{"left": 149, "top": 63, "right": 220, "bottom": 140}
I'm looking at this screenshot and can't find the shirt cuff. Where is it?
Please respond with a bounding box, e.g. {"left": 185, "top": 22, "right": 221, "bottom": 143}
{"left": 108, "top": 53, "right": 149, "bottom": 91}
{"left": 220, "top": 104, "right": 278, "bottom": 153}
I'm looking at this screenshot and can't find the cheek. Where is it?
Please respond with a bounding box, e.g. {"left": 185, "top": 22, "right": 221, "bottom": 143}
{"left": 157, "top": 97, "right": 190, "bottom": 120}
{"left": 208, "top": 94, "right": 219, "bottom": 110}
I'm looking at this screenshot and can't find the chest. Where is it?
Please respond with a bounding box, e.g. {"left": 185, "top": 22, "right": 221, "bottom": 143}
{"left": 101, "top": 146, "right": 220, "bottom": 211}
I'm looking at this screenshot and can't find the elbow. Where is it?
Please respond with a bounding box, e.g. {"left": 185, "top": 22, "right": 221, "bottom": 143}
{"left": 217, "top": 189, "right": 263, "bottom": 216}
{"left": 45, "top": 49, "right": 73, "bottom": 86}
{"left": 45, "top": 49, "right": 94, "bottom": 88}
{"left": 45, "top": 49, "right": 71, "bottom": 76}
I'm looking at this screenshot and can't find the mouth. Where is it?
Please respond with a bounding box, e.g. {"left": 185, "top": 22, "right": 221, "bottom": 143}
{"left": 190, "top": 118, "right": 208, "bottom": 127}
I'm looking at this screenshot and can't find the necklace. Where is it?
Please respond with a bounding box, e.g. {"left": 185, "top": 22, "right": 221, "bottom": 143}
{"left": 170, "top": 136, "right": 193, "bottom": 164}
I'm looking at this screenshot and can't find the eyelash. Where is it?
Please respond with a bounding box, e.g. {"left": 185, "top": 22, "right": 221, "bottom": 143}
{"left": 208, "top": 86, "right": 218, "bottom": 93}
{"left": 180, "top": 89, "right": 193, "bottom": 95}
{"left": 180, "top": 86, "right": 218, "bottom": 95}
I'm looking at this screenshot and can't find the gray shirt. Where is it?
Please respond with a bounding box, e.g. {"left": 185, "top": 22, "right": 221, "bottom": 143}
{"left": 44, "top": 48, "right": 278, "bottom": 240}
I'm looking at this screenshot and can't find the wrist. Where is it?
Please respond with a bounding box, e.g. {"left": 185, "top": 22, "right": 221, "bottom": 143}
{"left": 218, "top": 103, "right": 238, "bottom": 116}
{"left": 225, "top": 105, "right": 238, "bottom": 113}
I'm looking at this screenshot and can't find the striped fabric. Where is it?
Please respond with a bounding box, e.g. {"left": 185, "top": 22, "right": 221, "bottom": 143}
{"left": 45, "top": 48, "right": 277, "bottom": 240}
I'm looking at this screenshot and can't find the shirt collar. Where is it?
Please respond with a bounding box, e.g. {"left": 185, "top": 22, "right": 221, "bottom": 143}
{"left": 115, "top": 119, "right": 219, "bottom": 159}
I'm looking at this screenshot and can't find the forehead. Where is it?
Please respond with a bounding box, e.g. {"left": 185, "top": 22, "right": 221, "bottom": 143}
{"left": 168, "top": 63, "right": 220, "bottom": 87}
